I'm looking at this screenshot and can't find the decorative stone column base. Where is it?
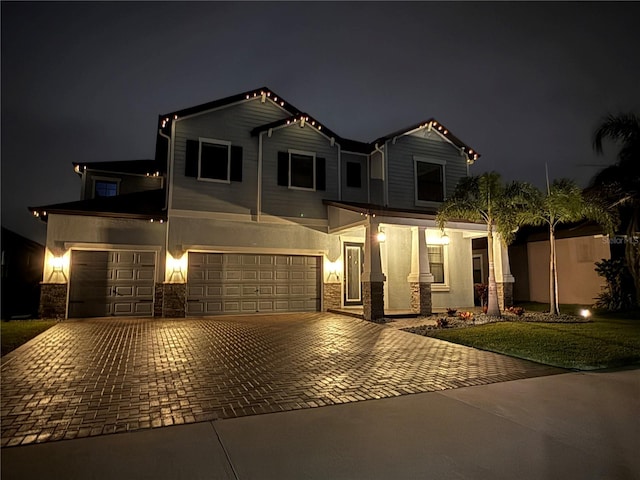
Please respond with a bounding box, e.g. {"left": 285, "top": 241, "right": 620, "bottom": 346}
{"left": 39, "top": 283, "right": 68, "bottom": 319}
{"left": 410, "top": 282, "right": 432, "bottom": 316}
{"left": 155, "top": 283, "right": 187, "bottom": 317}
{"left": 323, "top": 283, "right": 341, "bottom": 311}
{"left": 362, "top": 281, "right": 385, "bottom": 323}
{"left": 497, "top": 282, "right": 514, "bottom": 310}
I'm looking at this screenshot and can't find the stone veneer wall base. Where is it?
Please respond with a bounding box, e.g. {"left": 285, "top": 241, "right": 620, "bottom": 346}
{"left": 362, "top": 281, "right": 385, "bottom": 323}
{"left": 155, "top": 283, "right": 187, "bottom": 318}
{"left": 410, "top": 282, "right": 432, "bottom": 316}
{"left": 39, "top": 283, "right": 68, "bottom": 319}
{"left": 323, "top": 283, "right": 342, "bottom": 311}
{"left": 497, "top": 282, "right": 514, "bottom": 311}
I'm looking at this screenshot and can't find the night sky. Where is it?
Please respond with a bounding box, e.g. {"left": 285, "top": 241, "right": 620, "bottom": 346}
{"left": 2, "top": 1, "right": 639, "bottom": 244}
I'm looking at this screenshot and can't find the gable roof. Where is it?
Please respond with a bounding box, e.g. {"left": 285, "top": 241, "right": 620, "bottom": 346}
{"left": 155, "top": 87, "right": 479, "bottom": 158}
{"left": 373, "top": 119, "right": 480, "bottom": 161}
{"left": 29, "top": 189, "right": 167, "bottom": 222}
{"left": 72, "top": 159, "right": 165, "bottom": 176}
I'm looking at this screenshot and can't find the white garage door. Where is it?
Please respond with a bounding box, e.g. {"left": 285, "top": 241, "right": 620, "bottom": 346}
{"left": 187, "top": 253, "right": 320, "bottom": 315}
{"left": 68, "top": 250, "right": 156, "bottom": 318}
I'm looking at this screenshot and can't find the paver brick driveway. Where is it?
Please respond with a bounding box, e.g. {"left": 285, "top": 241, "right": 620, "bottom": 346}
{"left": 1, "top": 313, "right": 563, "bottom": 447}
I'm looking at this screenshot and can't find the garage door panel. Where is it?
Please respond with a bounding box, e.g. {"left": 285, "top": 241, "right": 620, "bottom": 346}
{"left": 188, "top": 253, "right": 319, "bottom": 315}
{"left": 69, "top": 250, "right": 156, "bottom": 318}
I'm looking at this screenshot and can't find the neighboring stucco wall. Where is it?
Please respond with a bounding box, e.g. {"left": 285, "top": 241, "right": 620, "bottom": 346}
{"left": 527, "top": 236, "right": 610, "bottom": 305}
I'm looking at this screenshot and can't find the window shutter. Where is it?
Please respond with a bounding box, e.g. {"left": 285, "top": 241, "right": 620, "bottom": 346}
{"left": 230, "top": 145, "right": 243, "bottom": 182}
{"left": 277, "top": 151, "right": 289, "bottom": 186}
{"left": 185, "top": 140, "right": 199, "bottom": 177}
{"left": 316, "top": 157, "right": 326, "bottom": 191}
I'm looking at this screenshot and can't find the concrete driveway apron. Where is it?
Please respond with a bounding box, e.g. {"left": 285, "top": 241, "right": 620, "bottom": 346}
{"left": 1, "top": 313, "right": 563, "bottom": 447}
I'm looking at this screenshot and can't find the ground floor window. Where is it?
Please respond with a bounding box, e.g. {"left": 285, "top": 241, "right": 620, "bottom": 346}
{"left": 428, "top": 245, "right": 445, "bottom": 284}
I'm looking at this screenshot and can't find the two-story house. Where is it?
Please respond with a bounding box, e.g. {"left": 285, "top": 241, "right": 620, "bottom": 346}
{"left": 31, "top": 87, "right": 514, "bottom": 321}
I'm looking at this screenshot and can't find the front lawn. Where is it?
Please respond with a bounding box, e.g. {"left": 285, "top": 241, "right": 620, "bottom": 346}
{"left": 425, "top": 315, "right": 640, "bottom": 370}
{"left": 1, "top": 320, "right": 58, "bottom": 357}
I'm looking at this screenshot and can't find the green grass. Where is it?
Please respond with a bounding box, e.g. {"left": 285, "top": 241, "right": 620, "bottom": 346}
{"left": 1, "top": 320, "right": 58, "bottom": 357}
{"left": 427, "top": 313, "right": 640, "bottom": 370}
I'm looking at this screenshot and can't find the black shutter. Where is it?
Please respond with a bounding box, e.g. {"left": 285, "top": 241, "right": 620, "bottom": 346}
{"left": 185, "top": 140, "right": 199, "bottom": 177}
{"left": 277, "top": 151, "right": 289, "bottom": 186}
{"left": 316, "top": 157, "right": 326, "bottom": 191}
{"left": 230, "top": 145, "right": 243, "bottom": 182}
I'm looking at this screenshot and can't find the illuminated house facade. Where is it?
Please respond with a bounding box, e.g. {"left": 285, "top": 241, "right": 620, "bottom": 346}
{"left": 31, "top": 87, "right": 514, "bottom": 321}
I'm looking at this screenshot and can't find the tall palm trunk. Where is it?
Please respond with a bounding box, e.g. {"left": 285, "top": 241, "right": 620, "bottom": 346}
{"left": 486, "top": 222, "right": 501, "bottom": 316}
{"left": 549, "top": 227, "right": 560, "bottom": 315}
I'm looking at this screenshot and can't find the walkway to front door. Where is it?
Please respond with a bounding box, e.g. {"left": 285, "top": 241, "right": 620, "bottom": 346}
{"left": 1, "top": 313, "right": 563, "bottom": 447}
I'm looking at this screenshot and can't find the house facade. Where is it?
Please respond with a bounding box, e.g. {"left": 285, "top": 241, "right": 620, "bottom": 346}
{"left": 31, "top": 87, "right": 514, "bottom": 321}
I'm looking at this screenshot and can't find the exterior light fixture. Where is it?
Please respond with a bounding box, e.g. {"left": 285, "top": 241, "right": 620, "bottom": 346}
{"left": 51, "top": 256, "right": 65, "bottom": 272}
{"left": 440, "top": 233, "right": 450, "bottom": 245}
{"left": 376, "top": 230, "right": 386, "bottom": 242}
{"left": 580, "top": 309, "right": 591, "bottom": 319}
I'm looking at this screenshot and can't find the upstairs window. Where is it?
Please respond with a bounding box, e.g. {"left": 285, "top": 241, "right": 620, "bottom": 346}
{"left": 278, "top": 150, "right": 326, "bottom": 191}
{"left": 414, "top": 157, "right": 446, "bottom": 204}
{"left": 200, "top": 141, "right": 230, "bottom": 182}
{"left": 94, "top": 180, "right": 118, "bottom": 198}
{"left": 346, "top": 161, "right": 362, "bottom": 188}
{"left": 185, "top": 139, "right": 243, "bottom": 182}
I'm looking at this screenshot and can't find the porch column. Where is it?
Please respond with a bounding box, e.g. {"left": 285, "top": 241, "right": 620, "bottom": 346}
{"left": 362, "top": 219, "right": 386, "bottom": 322}
{"left": 493, "top": 234, "right": 515, "bottom": 310}
{"left": 407, "top": 226, "right": 434, "bottom": 315}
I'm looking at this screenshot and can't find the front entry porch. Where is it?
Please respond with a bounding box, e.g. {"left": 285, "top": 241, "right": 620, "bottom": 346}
{"left": 324, "top": 202, "right": 515, "bottom": 322}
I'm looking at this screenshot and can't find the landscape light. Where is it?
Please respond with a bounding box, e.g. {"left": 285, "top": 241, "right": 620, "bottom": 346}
{"left": 580, "top": 309, "right": 591, "bottom": 318}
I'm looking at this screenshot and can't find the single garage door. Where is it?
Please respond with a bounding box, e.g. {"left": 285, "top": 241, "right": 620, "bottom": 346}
{"left": 187, "top": 253, "right": 320, "bottom": 315}
{"left": 68, "top": 250, "right": 156, "bottom": 318}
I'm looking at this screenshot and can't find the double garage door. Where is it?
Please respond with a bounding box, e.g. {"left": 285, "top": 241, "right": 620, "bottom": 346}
{"left": 187, "top": 253, "right": 320, "bottom": 315}
{"left": 68, "top": 250, "right": 156, "bottom": 318}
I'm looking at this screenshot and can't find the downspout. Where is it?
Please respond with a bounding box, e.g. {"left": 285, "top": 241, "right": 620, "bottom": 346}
{"left": 257, "top": 131, "right": 264, "bottom": 222}
{"left": 373, "top": 142, "right": 386, "bottom": 206}
{"left": 336, "top": 143, "right": 342, "bottom": 201}
{"left": 158, "top": 122, "right": 175, "bottom": 283}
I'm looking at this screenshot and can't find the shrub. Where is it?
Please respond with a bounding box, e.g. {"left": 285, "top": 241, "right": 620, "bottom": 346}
{"left": 446, "top": 308, "right": 457, "bottom": 317}
{"left": 459, "top": 311, "right": 474, "bottom": 321}
{"left": 594, "top": 258, "right": 636, "bottom": 311}
{"left": 506, "top": 306, "right": 525, "bottom": 316}
{"left": 436, "top": 318, "right": 449, "bottom": 328}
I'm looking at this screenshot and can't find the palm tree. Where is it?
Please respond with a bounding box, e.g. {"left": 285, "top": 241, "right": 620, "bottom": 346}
{"left": 517, "top": 179, "right": 616, "bottom": 315}
{"left": 591, "top": 113, "right": 640, "bottom": 305}
{"left": 436, "top": 172, "right": 528, "bottom": 316}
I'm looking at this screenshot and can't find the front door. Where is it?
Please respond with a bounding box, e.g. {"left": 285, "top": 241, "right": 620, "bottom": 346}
{"left": 344, "top": 243, "right": 363, "bottom": 305}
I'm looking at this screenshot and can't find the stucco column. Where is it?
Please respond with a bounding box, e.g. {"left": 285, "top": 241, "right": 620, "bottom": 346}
{"left": 493, "top": 234, "right": 514, "bottom": 310}
{"left": 407, "top": 226, "right": 434, "bottom": 315}
{"left": 362, "top": 219, "right": 386, "bottom": 322}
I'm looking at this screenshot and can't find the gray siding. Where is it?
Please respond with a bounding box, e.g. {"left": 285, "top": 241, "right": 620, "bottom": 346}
{"left": 83, "top": 171, "right": 163, "bottom": 200}
{"left": 386, "top": 135, "right": 467, "bottom": 210}
{"left": 261, "top": 123, "right": 339, "bottom": 219}
{"left": 341, "top": 152, "right": 368, "bottom": 204}
{"left": 172, "top": 99, "right": 288, "bottom": 213}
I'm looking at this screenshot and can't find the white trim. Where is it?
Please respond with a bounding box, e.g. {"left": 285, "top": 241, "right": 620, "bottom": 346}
{"left": 428, "top": 244, "right": 450, "bottom": 291}
{"left": 288, "top": 149, "right": 316, "bottom": 191}
{"left": 414, "top": 156, "right": 447, "bottom": 206}
{"left": 173, "top": 96, "right": 291, "bottom": 123}
{"left": 168, "top": 208, "right": 328, "bottom": 227}
{"left": 197, "top": 137, "right": 231, "bottom": 183}
{"left": 184, "top": 246, "right": 326, "bottom": 256}
{"left": 257, "top": 131, "right": 264, "bottom": 222}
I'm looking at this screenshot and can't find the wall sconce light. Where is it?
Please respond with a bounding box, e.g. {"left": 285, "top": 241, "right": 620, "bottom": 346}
{"left": 47, "top": 254, "right": 68, "bottom": 282}
{"left": 166, "top": 254, "right": 187, "bottom": 282}
{"left": 325, "top": 260, "right": 342, "bottom": 281}
{"left": 440, "top": 233, "right": 450, "bottom": 245}
{"left": 376, "top": 229, "right": 386, "bottom": 243}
